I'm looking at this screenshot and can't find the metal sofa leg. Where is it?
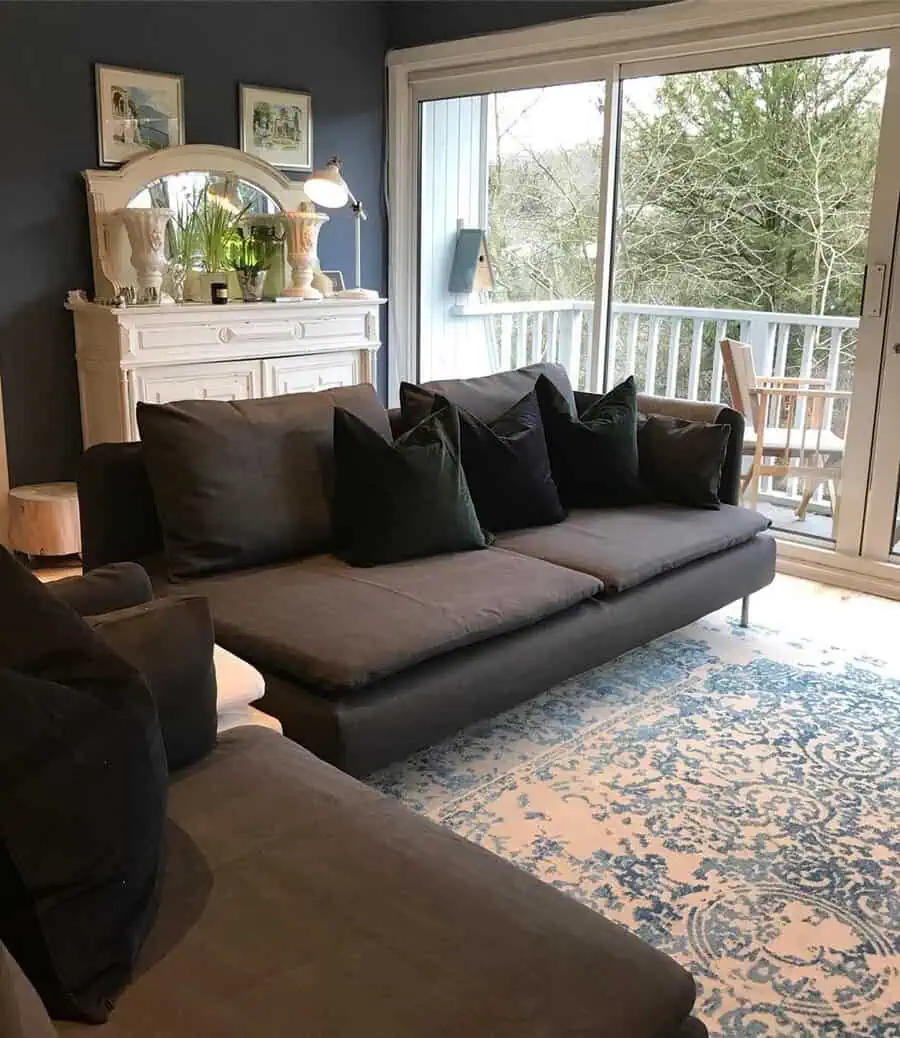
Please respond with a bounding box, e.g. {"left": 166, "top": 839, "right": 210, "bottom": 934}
{"left": 740, "top": 595, "right": 750, "bottom": 628}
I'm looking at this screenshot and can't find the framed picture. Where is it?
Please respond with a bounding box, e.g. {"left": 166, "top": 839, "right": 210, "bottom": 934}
{"left": 240, "top": 84, "right": 313, "bottom": 172}
{"left": 95, "top": 65, "right": 184, "bottom": 167}
{"left": 323, "top": 270, "right": 345, "bottom": 294}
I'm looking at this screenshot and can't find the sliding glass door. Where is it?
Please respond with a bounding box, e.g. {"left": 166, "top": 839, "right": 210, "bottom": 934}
{"left": 608, "top": 48, "right": 894, "bottom": 552}
{"left": 410, "top": 26, "right": 900, "bottom": 589}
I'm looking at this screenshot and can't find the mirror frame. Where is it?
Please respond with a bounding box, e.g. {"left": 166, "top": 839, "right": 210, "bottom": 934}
{"left": 83, "top": 143, "right": 310, "bottom": 302}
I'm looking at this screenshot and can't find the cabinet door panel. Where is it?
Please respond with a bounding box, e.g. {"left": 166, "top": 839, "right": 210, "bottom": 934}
{"left": 264, "top": 352, "right": 359, "bottom": 396}
{"left": 134, "top": 361, "right": 263, "bottom": 406}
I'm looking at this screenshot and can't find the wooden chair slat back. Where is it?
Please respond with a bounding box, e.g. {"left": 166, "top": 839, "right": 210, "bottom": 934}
{"left": 720, "top": 338, "right": 760, "bottom": 428}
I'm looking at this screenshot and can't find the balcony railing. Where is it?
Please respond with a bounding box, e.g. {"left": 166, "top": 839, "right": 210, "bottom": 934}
{"left": 452, "top": 300, "right": 860, "bottom": 513}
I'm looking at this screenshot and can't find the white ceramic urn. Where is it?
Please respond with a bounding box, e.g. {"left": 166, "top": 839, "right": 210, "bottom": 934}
{"left": 119, "top": 208, "right": 173, "bottom": 303}
{"left": 283, "top": 210, "right": 329, "bottom": 299}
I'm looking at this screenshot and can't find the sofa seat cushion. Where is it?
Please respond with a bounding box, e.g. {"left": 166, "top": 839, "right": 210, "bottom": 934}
{"left": 160, "top": 549, "right": 600, "bottom": 694}
{"left": 495, "top": 504, "right": 770, "bottom": 593}
{"left": 57, "top": 726, "right": 699, "bottom": 1038}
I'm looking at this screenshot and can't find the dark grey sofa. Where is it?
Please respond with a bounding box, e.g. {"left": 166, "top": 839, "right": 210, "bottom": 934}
{"left": 37, "top": 566, "right": 707, "bottom": 1038}
{"left": 77, "top": 365, "right": 775, "bottom": 776}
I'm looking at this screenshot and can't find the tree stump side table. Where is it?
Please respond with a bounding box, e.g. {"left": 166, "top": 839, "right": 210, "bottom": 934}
{"left": 8, "top": 483, "right": 81, "bottom": 559}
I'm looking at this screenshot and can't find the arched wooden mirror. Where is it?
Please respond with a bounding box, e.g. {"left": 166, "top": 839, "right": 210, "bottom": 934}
{"left": 83, "top": 144, "right": 310, "bottom": 303}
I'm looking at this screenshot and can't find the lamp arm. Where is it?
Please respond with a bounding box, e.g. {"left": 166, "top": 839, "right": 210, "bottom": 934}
{"left": 353, "top": 205, "right": 363, "bottom": 290}
{"left": 327, "top": 158, "right": 369, "bottom": 292}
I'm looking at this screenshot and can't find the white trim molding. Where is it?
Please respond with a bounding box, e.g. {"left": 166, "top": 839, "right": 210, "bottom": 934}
{"left": 777, "top": 539, "right": 900, "bottom": 601}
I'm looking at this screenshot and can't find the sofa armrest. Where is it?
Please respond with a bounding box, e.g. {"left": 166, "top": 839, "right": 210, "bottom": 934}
{"left": 78, "top": 442, "right": 164, "bottom": 571}
{"left": 637, "top": 394, "right": 745, "bottom": 507}
{"left": 48, "top": 562, "right": 153, "bottom": 617}
{"left": 89, "top": 596, "right": 217, "bottom": 771}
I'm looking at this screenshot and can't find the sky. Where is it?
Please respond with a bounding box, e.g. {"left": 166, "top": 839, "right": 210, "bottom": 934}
{"left": 483, "top": 48, "right": 890, "bottom": 159}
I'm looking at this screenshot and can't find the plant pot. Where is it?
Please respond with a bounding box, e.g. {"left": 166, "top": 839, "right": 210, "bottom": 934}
{"left": 238, "top": 270, "right": 267, "bottom": 302}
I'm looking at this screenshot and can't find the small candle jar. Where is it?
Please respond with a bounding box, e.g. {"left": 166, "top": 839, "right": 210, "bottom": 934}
{"left": 210, "top": 282, "right": 228, "bottom": 305}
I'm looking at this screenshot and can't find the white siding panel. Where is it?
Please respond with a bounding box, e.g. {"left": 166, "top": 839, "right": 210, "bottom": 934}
{"left": 419, "top": 96, "right": 491, "bottom": 381}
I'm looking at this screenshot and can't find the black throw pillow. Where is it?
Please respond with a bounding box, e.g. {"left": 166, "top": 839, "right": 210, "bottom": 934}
{"left": 535, "top": 374, "right": 646, "bottom": 507}
{"left": 0, "top": 549, "right": 167, "bottom": 1023}
{"left": 638, "top": 414, "right": 731, "bottom": 509}
{"left": 332, "top": 405, "right": 488, "bottom": 567}
{"left": 432, "top": 390, "right": 565, "bottom": 533}
{"left": 89, "top": 596, "right": 217, "bottom": 771}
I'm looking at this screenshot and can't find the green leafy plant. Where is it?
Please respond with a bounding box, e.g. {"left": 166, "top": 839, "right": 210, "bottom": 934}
{"left": 195, "top": 193, "right": 250, "bottom": 273}
{"left": 165, "top": 194, "right": 201, "bottom": 270}
{"left": 228, "top": 224, "right": 285, "bottom": 275}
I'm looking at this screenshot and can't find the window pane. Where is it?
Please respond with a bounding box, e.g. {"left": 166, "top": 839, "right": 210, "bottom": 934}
{"left": 418, "top": 81, "right": 605, "bottom": 385}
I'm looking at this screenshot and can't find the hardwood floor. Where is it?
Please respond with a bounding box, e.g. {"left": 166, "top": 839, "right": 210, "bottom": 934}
{"left": 718, "top": 572, "right": 898, "bottom": 657}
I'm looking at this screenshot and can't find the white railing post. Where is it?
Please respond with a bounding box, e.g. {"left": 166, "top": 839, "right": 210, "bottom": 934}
{"left": 665, "top": 318, "right": 682, "bottom": 397}
{"left": 747, "top": 316, "right": 771, "bottom": 375}
{"left": 499, "top": 314, "right": 513, "bottom": 371}
{"left": 515, "top": 313, "right": 528, "bottom": 368}
{"left": 584, "top": 307, "right": 597, "bottom": 391}
{"left": 548, "top": 310, "right": 560, "bottom": 365}
{"left": 559, "top": 308, "right": 583, "bottom": 388}
{"left": 688, "top": 319, "right": 704, "bottom": 400}
{"left": 646, "top": 318, "right": 661, "bottom": 395}
{"left": 712, "top": 319, "right": 727, "bottom": 403}
{"left": 603, "top": 310, "right": 617, "bottom": 389}
{"left": 625, "top": 314, "right": 639, "bottom": 378}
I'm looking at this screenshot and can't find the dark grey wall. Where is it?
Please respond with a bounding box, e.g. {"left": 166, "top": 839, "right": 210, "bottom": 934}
{"left": 385, "top": 0, "right": 668, "bottom": 50}
{"left": 0, "top": 1, "right": 386, "bottom": 486}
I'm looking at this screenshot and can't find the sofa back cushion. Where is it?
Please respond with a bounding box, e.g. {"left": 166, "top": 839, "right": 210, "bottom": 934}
{"left": 400, "top": 362, "right": 575, "bottom": 429}
{"left": 137, "top": 384, "right": 391, "bottom": 580}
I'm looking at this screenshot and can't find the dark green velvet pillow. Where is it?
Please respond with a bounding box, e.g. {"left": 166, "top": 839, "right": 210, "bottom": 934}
{"left": 332, "top": 405, "right": 488, "bottom": 567}
{"left": 536, "top": 374, "right": 646, "bottom": 507}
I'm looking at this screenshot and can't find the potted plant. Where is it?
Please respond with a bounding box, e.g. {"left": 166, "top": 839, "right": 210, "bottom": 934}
{"left": 183, "top": 192, "right": 250, "bottom": 302}
{"left": 229, "top": 223, "right": 285, "bottom": 302}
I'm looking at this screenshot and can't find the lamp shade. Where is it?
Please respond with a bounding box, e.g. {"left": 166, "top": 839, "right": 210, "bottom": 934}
{"left": 304, "top": 160, "right": 350, "bottom": 209}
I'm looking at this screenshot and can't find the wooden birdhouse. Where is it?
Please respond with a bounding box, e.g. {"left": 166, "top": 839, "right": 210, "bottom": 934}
{"left": 449, "top": 228, "right": 495, "bottom": 294}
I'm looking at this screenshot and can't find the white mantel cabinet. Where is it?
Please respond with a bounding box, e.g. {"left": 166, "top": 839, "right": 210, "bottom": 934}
{"left": 69, "top": 297, "right": 385, "bottom": 446}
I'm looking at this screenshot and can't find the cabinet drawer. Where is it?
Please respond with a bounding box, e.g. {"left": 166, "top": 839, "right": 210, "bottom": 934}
{"left": 131, "top": 318, "right": 299, "bottom": 355}
{"left": 127, "top": 312, "right": 368, "bottom": 357}
{"left": 297, "top": 313, "right": 368, "bottom": 342}
{"left": 264, "top": 353, "right": 360, "bottom": 396}
{"left": 133, "top": 360, "right": 263, "bottom": 406}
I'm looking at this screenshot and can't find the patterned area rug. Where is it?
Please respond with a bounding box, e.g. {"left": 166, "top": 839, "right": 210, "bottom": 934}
{"left": 369, "top": 615, "right": 900, "bottom": 1038}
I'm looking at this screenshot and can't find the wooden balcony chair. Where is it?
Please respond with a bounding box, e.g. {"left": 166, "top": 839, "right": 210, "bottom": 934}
{"left": 719, "top": 338, "right": 851, "bottom": 519}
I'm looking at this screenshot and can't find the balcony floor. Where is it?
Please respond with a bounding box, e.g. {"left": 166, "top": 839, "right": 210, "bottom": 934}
{"left": 757, "top": 500, "right": 900, "bottom": 555}
{"left": 758, "top": 500, "right": 835, "bottom": 543}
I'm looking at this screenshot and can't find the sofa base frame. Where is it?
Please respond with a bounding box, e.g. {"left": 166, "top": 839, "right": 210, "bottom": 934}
{"left": 254, "top": 535, "right": 776, "bottom": 776}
